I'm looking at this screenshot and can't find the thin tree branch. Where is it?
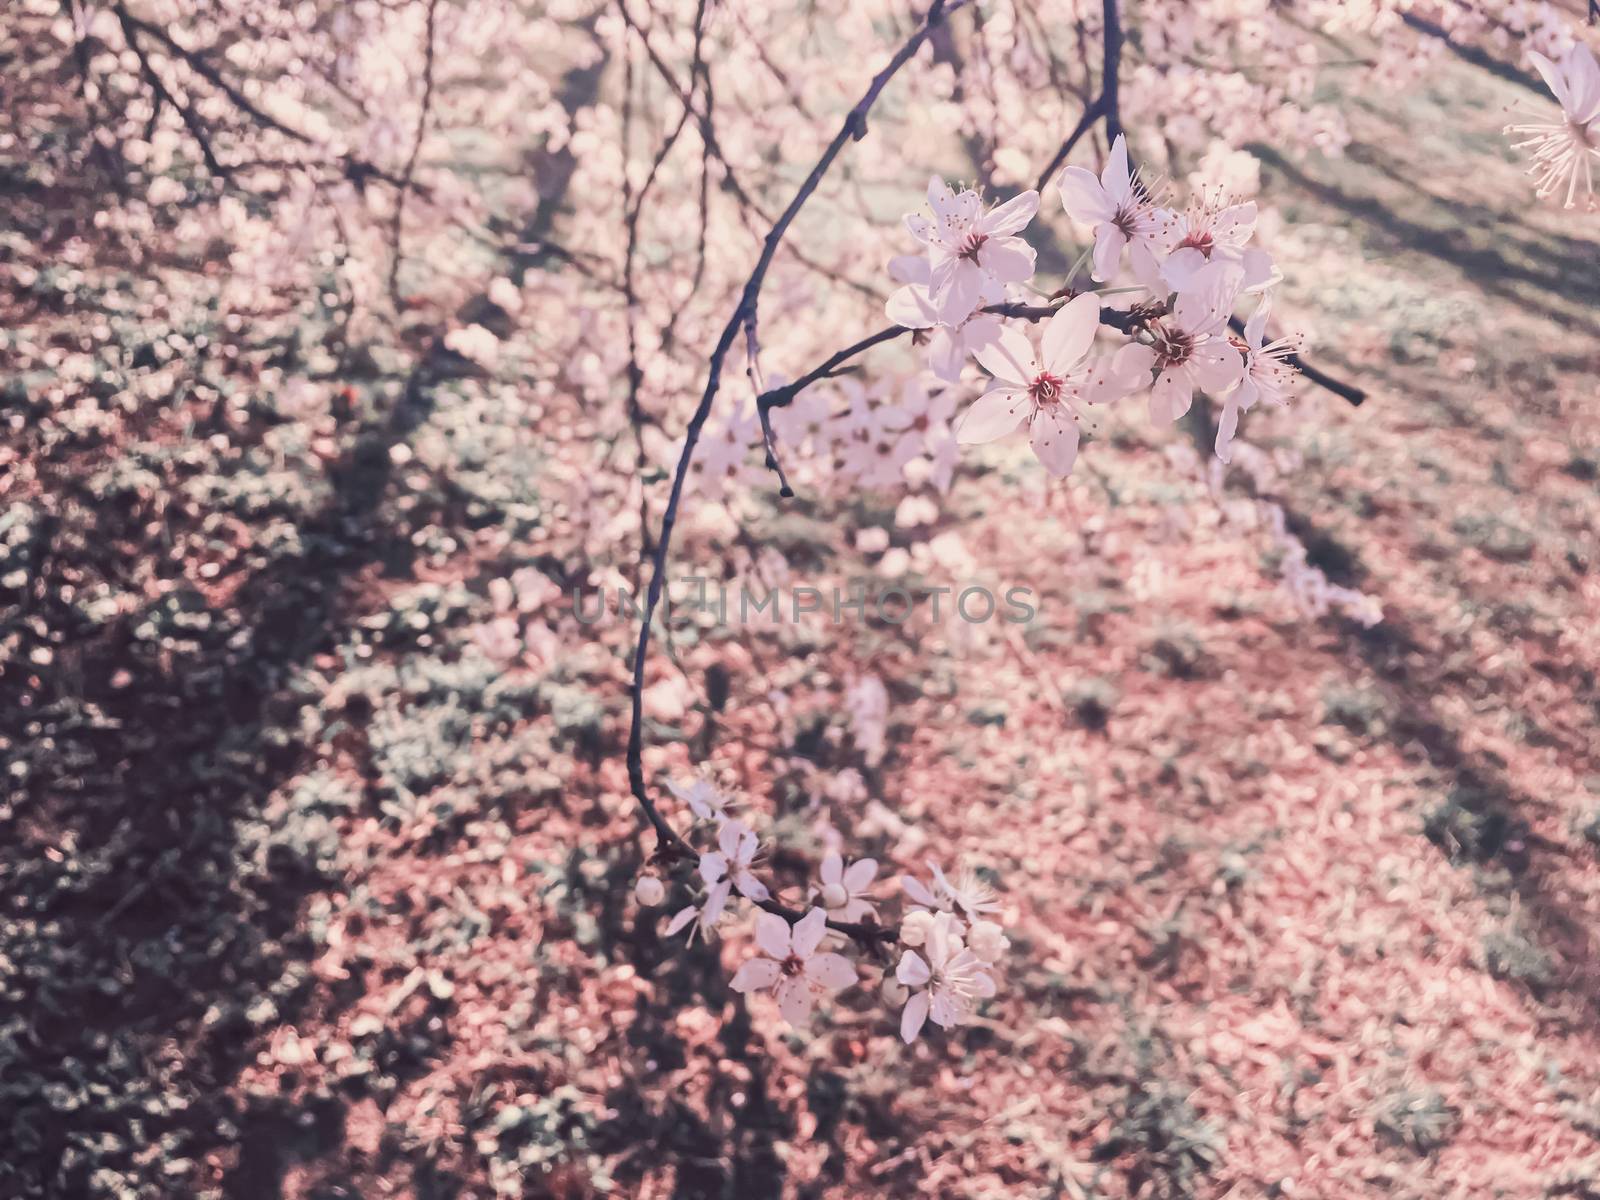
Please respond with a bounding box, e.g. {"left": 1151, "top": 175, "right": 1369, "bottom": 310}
{"left": 1226, "top": 316, "right": 1366, "bottom": 406}
{"left": 626, "top": 0, "right": 972, "bottom": 944}
{"left": 1033, "top": 0, "right": 1121, "bottom": 190}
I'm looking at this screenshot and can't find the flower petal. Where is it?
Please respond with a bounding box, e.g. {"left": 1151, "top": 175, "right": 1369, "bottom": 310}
{"left": 698, "top": 851, "right": 728, "bottom": 886}
{"left": 791, "top": 906, "right": 829, "bottom": 958}
{"left": 1091, "top": 226, "right": 1127, "bottom": 283}
{"left": 936, "top": 264, "right": 984, "bottom": 325}
{"left": 843, "top": 857, "right": 878, "bottom": 892}
{"left": 1101, "top": 134, "right": 1131, "bottom": 199}
{"left": 1192, "top": 340, "right": 1245, "bottom": 391}
{"left": 664, "top": 905, "right": 698, "bottom": 936}
{"left": 1149, "top": 369, "right": 1193, "bottom": 424}
{"left": 1041, "top": 293, "right": 1101, "bottom": 374}
{"left": 820, "top": 851, "right": 843, "bottom": 886}
{"left": 734, "top": 870, "right": 770, "bottom": 902}
{"left": 980, "top": 189, "right": 1039, "bottom": 236}
{"left": 901, "top": 876, "right": 938, "bottom": 907}
{"left": 805, "top": 952, "right": 857, "bottom": 992}
{"left": 900, "top": 989, "right": 930, "bottom": 1043}
{"left": 896, "top": 950, "right": 932, "bottom": 987}
{"left": 887, "top": 253, "right": 931, "bottom": 285}
{"left": 730, "top": 957, "right": 781, "bottom": 993}
{"left": 885, "top": 284, "right": 940, "bottom": 329}
{"left": 776, "top": 977, "right": 814, "bottom": 1026}
{"left": 1028, "top": 407, "right": 1081, "bottom": 478}
{"left": 979, "top": 237, "right": 1036, "bottom": 284}
{"left": 971, "top": 324, "right": 1037, "bottom": 386}
{"left": 1056, "top": 166, "right": 1114, "bottom": 225}
{"left": 1215, "top": 398, "right": 1241, "bottom": 464}
{"left": 753, "top": 910, "right": 791, "bottom": 959}
{"left": 1084, "top": 341, "right": 1155, "bottom": 405}
{"left": 956, "top": 387, "right": 1029, "bottom": 444}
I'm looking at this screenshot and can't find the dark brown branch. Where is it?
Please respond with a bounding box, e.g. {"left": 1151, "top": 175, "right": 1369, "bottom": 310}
{"left": 1032, "top": 0, "right": 1121, "bottom": 190}
{"left": 758, "top": 299, "right": 1145, "bottom": 414}
{"left": 625, "top": 0, "right": 972, "bottom": 936}
{"left": 1034, "top": 100, "right": 1103, "bottom": 193}
{"left": 1100, "top": 0, "right": 1124, "bottom": 147}
{"left": 1226, "top": 316, "right": 1366, "bottom": 407}
{"left": 112, "top": 2, "right": 421, "bottom": 192}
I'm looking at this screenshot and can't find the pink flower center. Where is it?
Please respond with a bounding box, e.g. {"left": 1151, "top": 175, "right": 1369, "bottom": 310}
{"left": 958, "top": 230, "right": 988, "bottom": 262}
{"left": 1028, "top": 372, "right": 1065, "bottom": 407}
{"left": 1152, "top": 325, "right": 1195, "bottom": 370}
{"left": 781, "top": 954, "right": 805, "bottom": 977}
{"left": 1178, "top": 229, "right": 1214, "bottom": 257}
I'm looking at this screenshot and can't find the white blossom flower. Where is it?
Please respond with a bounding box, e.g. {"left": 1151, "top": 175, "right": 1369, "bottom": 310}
{"left": 906, "top": 178, "right": 1039, "bottom": 323}
{"left": 699, "top": 818, "right": 770, "bottom": 905}
{"left": 730, "top": 907, "right": 858, "bottom": 1026}
{"left": 896, "top": 912, "right": 997, "bottom": 1042}
{"left": 668, "top": 776, "right": 735, "bottom": 823}
{"left": 1056, "top": 135, "right": 1177, "bottom": 282}
{"left": 1147, "top": 262, "right": 1246, "bottom": 425}
{"left": 1216, "top": 297, "right": 1303, "bottom": 464}
{"left": 1507, "top": 43, "right": 1600, "bottom": 209}
{"left": 957, "top": 294, "right": 1138, "bottom": 477}
{"left": 812, "top": 852, "right": 878, "bottom": 923}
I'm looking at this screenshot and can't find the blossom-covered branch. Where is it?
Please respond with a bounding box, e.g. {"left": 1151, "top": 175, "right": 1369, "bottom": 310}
{"left": 624, "top": 0, "right": 973, "bottom": 907}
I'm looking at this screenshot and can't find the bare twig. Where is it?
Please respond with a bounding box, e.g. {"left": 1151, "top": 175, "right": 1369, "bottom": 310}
{"left": 1032, "top": 0, "right": 1122, "bottom": 191}
{"left": 626, "top": 0, "right": 973, "bottom": 944}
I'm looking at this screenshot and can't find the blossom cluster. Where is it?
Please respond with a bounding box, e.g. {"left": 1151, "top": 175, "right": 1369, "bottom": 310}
{"left": 888, "top": 135, "right": 1307, "bottom": 479}
{"left": 635, "top": 775, "right": 1010, "bottom": 1043}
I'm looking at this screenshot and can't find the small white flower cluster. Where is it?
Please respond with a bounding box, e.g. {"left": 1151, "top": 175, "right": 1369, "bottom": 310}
{"left": 888, "top": 137, "right": 1309, "bottom": 478}
{"left": 892, "top": 863, "right": 1009, "bottom": 1043}
{"left": 635, "top": 775, "right": 1010, "bottom": 1042}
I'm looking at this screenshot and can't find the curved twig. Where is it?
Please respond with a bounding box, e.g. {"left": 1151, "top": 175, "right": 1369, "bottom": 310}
{"left": 625, "top": 0, "right": 973, "bottom": 943}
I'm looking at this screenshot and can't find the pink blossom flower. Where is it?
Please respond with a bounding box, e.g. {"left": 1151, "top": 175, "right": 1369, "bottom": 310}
{"left": 1147, "top": 262, "right": 1246, "bottom": 425}
{"left": 1056, "top": 134, "right": 1176, "bottom": 282}
{"left": 884, "top": 257, "right": 1004, "bottom": 382}
{"left": 812, "top": 852, "right": 878, "bottom": 923}
{"left": 1216, "top": 298, "right": 1303, "bottom": 464}
{"left": 1507, "top": 44, "right": 1600, "bottom": 209}
{"left": 956, "top": 295, "right": 1138, "bottom": 477}
{"left": 906, "top": 178, "right": 1038, "bottom": 323}
{"left": 730, "top": 907, "right": 857, "bottom": 1026}
{"left": 1160, "top": 193, "right": 1276, "bottom": 295}
{"left": 896, "top": 912, "right": 997, "bottom": 1042}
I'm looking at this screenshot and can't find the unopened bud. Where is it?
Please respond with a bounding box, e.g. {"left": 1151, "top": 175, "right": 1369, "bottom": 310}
{"left": 634, "top": 875, "right": 665, "bottom": 906}
{"left": 900, "top": 909, "right": 935, "bottom": 947}
{"left": 968, "top": 919, "right": 1009, "bottom": 962}
{"left": 880, "top": 974, "right": 909, "bottom": 1007}
{"left": 820, "top": 882, "right": 849, "bottom": 910}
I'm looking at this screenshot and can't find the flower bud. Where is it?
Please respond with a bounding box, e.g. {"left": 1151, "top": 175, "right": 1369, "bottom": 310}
{"left": 820, "top": 882, "right": 849, "bottom": 910}
{"left": 968, "top": 919, "right": 1009, "bottom": 962}
{"left": 634, "top": 875, "right": 665, "bottom": 906}
{"left": 900, "top": 909, "right": 935, "bottom": 947}
{"left": 880, "top": 974, "right": 909, "bottom": 1007}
